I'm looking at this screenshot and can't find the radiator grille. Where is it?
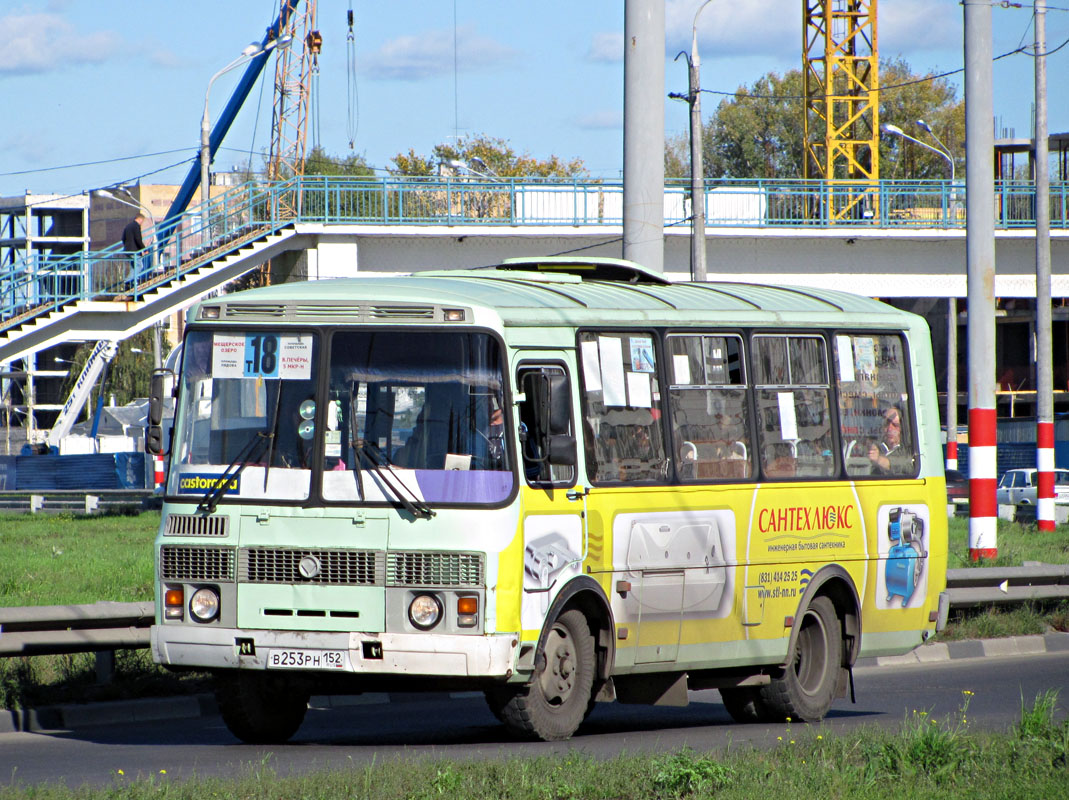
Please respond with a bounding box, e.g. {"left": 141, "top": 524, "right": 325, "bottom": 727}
{"left": 241, "top": 548, "right": 383, "bottom": 585}
{"left": 160, "top": 545, "right": 235, "bottom": 582}
{"left": 163, "top": 514, "right": 229, "bottom": 537}
{"left": 386, "top": 552, "right": 484, "bottom": 587}
{"left": 223, "top": 303, "right": 286, "bottom": 318}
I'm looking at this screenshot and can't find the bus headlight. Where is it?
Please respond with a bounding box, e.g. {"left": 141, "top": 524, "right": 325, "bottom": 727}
{"left": 408, "top": 594, "right": 442, "bottom": 630}
{"left": 189, "top": 587, "right": 220, "bottom": 622}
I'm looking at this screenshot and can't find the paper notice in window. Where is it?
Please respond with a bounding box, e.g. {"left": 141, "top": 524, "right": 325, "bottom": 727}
{"left": 211, "top": 334, "right": 245, "bottom": 378}
{"left": 627, "top": 371, "right": 652, "bottom": 408}
{"left": 278, "top": 336, "right": 312, "bottom": 379}
{"left": 581, "top": 339, "right": 602, "bottom": 392}
{"left": 777, "top": 392, "right": 798, "bottom": 441}
{"left": 836, "top": 335, "right": 855, "bottom": 383}
{"left": 672, "top": 354, "right": 691, "bottom": 385}
{"left": 599, "top": 337, "right": 627, "bottom": 406}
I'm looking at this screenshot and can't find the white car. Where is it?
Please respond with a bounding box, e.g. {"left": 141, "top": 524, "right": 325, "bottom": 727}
{"left": 996, "top": 468, "right": 1069, "bottom": 506}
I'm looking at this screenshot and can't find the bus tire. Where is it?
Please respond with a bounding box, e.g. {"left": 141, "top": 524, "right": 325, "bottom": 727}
{"left": 719, "top": 686, "right": 774, "bottom": 723}
{"left": 758, "top": 596, "right": 841, "bottom": 723}
{"left": 498, "top": 609, "right": 595, "bottom": 741}
{"left": 215, "top": 672, "right": 309, "bottom": 744}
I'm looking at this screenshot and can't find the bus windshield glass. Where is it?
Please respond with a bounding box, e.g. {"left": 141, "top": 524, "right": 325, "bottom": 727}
{"left": 321, "top": 330, "right": 513, "bottom": 505}
{"left": 169, "top": 330, "right": 320, "bottom": 501}
{"left": 168, "top": 328, "right": 514, "bottom": 507}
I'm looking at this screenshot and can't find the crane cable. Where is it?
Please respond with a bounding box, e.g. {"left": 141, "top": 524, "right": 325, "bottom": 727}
{"left": 307, "top": 27, "right": 323, "bottom": 152}
{"left": 346, "top": 3, "right": 359, "bottom": 149}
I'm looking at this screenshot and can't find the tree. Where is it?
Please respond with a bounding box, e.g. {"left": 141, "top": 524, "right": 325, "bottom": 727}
{"left": 303, "top": 146, "right": 376, "bottom": 178}
{"left": 392, "top": 134, "right": 586, "bottom": 178}
{"left": 60, "top": 328, "right": 167, "bottom": 419}
{"left": 666, "top": 59, "right": 964, "bottom": 181}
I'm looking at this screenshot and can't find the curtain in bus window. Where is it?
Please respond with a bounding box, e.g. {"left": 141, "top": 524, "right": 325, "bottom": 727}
{"left": 836, "top": 333, "right": 916, "bottom": 477}
{"left": 753, "top": 335, "right": 835, "bottom": 479}
{"left": 666, "top": 334, "right": 752, "bottom": 481}
{"left": 322, "top": 331, "right": 514, "bottom": 504}
{"left": 579, "top": 331, "right": 667, "bottom": 484}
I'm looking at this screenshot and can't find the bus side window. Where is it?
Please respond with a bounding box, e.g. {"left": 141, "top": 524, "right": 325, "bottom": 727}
{"left": 517, "top": 365, "right": 576, "bottom": 487}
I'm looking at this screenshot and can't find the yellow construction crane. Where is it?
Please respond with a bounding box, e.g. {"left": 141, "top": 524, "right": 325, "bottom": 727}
{"left": 803, "top": 0, "right": 879, "bottom": 222}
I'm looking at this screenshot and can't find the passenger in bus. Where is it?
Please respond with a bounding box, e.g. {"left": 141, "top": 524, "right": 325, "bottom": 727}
{"left": 868, "top": 406, "right": 909, "bottom": 474}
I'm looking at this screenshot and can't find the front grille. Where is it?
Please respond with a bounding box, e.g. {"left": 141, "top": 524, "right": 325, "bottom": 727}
{"left": 160, "top": 545, "right": 235, "bottom": 581}
{"left": 386, "top": 552, "right": 484, "bottom": 587}
{"left": 292, "top": 304, "right": 364, "bottom": 318}
{"left": 240, "top": 548, "right": 383, "bottom": 585}
{"left": 164, "top": 514, "right": 229, "bottom": 537}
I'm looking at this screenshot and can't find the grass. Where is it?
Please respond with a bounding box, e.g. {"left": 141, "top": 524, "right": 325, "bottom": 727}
{"left": 0, "top": 692, "right": 1067, "bottom": 798}
{"left": 0, "top": 511, "right": 158, "bottom": 607}
{"left": 946, "top": 515, "right": 1069, "bottom": 568}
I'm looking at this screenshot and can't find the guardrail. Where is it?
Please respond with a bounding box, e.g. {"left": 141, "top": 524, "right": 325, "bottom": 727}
{"left": 0, "top": 601, "right": 152, "bottom": 657}
{"left": 1, "top": 566, "right": 1066, "bottom": 660}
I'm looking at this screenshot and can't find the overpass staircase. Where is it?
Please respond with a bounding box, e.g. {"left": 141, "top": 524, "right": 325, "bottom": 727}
{"left": 0, "top": 180, "right": 306, "bottom": 364}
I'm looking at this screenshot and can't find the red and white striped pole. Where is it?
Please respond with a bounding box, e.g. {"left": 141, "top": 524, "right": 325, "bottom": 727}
{"left": 1035, "top": 2, "right": 1055, "bottom": 533}
{"left": 153, "top": 454, "right": 166, "bottom": 491}
{"left": 965, "top": 0, "right": 997, "bottom": 561}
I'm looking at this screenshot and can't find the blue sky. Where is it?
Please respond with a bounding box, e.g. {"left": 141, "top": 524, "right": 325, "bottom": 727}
{"left": 2, "top": 1, "right": 1067, "bottom": 197}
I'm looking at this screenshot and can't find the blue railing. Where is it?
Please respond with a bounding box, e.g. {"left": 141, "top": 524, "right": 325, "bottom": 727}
{"left": 2, "top": 176, "right": 1068, "bottom": 332}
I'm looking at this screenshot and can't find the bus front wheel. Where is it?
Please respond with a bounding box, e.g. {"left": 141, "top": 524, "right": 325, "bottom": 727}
{"left": 215, "top": 672, "right": 309, "bottom": 744}
{"left": 496, "top": 609, "right": 595, "bottom": 741}
{"left": 759, "top": 596, "right": 841, "bottom": 723}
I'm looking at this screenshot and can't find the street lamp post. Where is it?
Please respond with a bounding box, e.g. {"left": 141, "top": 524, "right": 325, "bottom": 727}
{"left": 200, "top": 36, "right": 291, "bottom": 236}
{"left": 882, "top": 122, "right": 959, "bottom": 472}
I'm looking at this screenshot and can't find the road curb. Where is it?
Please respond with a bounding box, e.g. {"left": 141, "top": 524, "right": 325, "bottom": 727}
{"left": 856, "top": 631, "right": 1069, "bottom": 668}
{"left": 4, "top": 635, "right": 1067, "bottom": 734}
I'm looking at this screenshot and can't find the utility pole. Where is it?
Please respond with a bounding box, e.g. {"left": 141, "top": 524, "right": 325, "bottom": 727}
{"left": 964, "top": 0, "right": 998, "bottom": 561}
{"left": 686, "top": 1, "right": 712, "bottom": 282}
{"left": 623, "top": 0, "right": 665, "bottom": 273}
{"left": 1034, "top": 0, "right": 1054, "bottom": 531}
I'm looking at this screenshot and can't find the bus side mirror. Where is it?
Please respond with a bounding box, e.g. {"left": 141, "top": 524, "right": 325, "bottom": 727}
{"left": 546, "top": 374, "right": 571, "bottom": 436}
{"left": 146, "top": 369, "right": 172, "bottom": 455}
{"left": 547, "top": 434, "right": 577, "bottom": 466}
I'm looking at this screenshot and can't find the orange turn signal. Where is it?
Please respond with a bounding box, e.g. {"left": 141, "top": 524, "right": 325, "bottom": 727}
{"left": 457, "top": 597, "right": 478, "bottom": 615}
{"left": 165, "top": 588, "right": 184, "bottom": 607}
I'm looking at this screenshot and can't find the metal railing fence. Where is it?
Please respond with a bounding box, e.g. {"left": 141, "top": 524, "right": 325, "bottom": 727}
{"left": 3, "top": 176, "right": 1068, "bottom": 334}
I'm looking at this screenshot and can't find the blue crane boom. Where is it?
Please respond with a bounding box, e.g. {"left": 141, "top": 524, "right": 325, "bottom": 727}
{"left": 159, "top": 1, "right": 302, "bottom": 239}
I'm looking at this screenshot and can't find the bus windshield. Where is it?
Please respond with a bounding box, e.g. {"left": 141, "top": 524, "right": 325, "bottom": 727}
{"left": 168, "top": 328, "right": 514, "bottom": 506}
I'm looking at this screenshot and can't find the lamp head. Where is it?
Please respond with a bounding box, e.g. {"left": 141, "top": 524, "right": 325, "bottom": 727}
{"left": 916, "top": 119, "right": 933, "bottom": 133}
{"left": 881, "top": 123, "right": 904, "bottom": 136}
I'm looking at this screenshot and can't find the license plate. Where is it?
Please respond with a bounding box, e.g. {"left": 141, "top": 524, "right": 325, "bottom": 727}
{"left": 266, "top": 648, "right": 349, "bottom": 670}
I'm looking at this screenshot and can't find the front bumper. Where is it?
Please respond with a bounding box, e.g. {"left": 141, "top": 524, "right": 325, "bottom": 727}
{"left": 152, "top": 625, "right": 518, "bottom": 677}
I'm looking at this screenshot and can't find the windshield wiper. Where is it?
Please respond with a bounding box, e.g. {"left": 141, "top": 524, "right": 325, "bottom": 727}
{"left": 359, "top": 441, "right": 435, "bottom": 519}
{"left": 196, "top": 429, "right": 272, "bottom": 515}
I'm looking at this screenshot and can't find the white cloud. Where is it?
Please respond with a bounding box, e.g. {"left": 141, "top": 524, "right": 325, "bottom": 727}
{"left": 363, "top": 25, "right": 513, "bottom": 80}
{"left": 575, "top": 110, "right": 622, "bottom": 130}
{"left": 0, "top": 11, "right": 122, "bottom": 75}
{"left": 587, "top": 32, "right": 623, "bottom": 63}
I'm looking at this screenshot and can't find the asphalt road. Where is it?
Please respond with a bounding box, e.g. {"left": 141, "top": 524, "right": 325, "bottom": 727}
{"left": 2, "top": 651, "right": 1068, "bottom": 789}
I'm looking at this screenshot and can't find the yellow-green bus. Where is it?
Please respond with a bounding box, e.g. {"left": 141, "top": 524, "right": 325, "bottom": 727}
{"left": 149, "top": 257, "right": 948, "bottom": 743}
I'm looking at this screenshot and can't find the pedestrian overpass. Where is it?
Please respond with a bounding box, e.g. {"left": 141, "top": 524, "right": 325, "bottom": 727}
{"left": 2, "top": 174, "right": 1068, "bottom": 364}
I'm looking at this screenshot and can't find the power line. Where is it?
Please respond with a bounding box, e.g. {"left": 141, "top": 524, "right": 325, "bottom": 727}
{"left": 0, "top": 148, "right": 194, "bottom": 178}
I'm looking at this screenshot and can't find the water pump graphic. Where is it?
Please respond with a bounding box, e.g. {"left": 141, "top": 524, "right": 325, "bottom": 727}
{"left": 885, "top": 507, "right": 925, "bottom": 607}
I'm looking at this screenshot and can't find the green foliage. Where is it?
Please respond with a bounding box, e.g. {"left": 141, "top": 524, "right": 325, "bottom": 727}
{"left": 59, "top": 329, "right": 167, "bottom": 416}
{"left": 652, "top": 749, "right": 735, "bottom": 796}
{"left": 666, "top": 57, "right": 964, "bottom": 181}
{"left": 392, "top": 133, "right": 586, "bottom": 178}
{"left": 304, "top": 145, "right": 376, "bottom": 177}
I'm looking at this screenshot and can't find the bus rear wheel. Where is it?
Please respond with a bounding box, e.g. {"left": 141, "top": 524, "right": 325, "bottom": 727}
{"left": 497, "top": 609, "right": 595, "bottom": 741}
{"left": 215, "top": 672, "right": 309, "bottom": 744}
{"left": 758, "top": 596, "right": 841, "bottom": 723}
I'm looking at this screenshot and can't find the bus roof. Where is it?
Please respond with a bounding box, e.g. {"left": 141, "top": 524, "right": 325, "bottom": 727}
{"left": 193, "top": 258, "right": 917, "bottom": 329}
